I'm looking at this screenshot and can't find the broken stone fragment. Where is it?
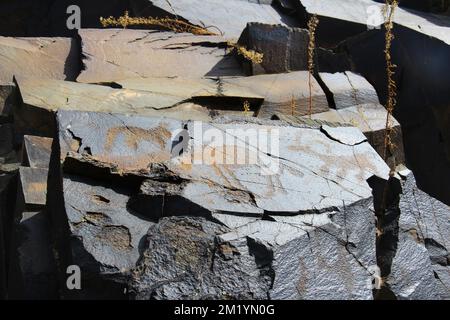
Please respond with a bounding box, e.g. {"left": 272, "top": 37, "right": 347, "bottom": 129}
{"left": 385, "top": 173, "right": 450, "bottom": 300}
{"left": 53, "top": 175, "right": 154, "bottom": 299}
{"left": 131, "top": 0, "right": 297, "bottom": 39}
{"left": 129, "top": 216, "right": 270, "bottom": 300}
{"left": 237, "top": 23, "right": 310, "bottom": 74}
{"left": 56, "top": 110, "right": 389, "bottom": 214}
{"left": 221, "top": 71, "right": 329, "bottom": 118}
{"left": 7, "top": 167, "right": 58, "bottom": 299}
{"left": 22, "top": 135, "right": 53, "bottom": 169}
{"left": 268, "top": 198, "right": 377, "bottom": 300}
{"left": 47, "top": 110, "right": 391, "bottom": 299}
{"left": 14, "top": 77, "right": 214, "bottom": 137}
{"left": 77, "top": 29, "right": 244, "bottom": 84}
{"left": 298, "top": 103, "right": 405, "bottom": 165}
{"left": 0, "top": 36, "right": 80, "bottom": 82}
{"left": 318, "top": 72, "right": 380, "bottom": 109}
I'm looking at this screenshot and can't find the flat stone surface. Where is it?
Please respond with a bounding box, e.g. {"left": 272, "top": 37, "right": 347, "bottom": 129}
{"left": 14, "top": 77, "right": 213, "bottom": 136}
{"left": 137, "top": 0, "right": 296, "bottom": 39}
{"left": 57, "top": 110, "right": 389, "bottom": 214}
{"left": 77, "top": 29, "right": 244, "bottom": 84}
{"left": 62, "top": 176, "right": 154, "bottom": 274}
{"left": 318, "top": 72, "right": 380, "bottom": 109}
{"left": 237, "top": 23, "right": 310, "bottom": 74}
{"left": 0, "top": 36, "right": 79, "bottom": 83}
{"left": 22, "top": 135, "right": 53, "bottom": 169}
{"left": 18, "top": 167, "right": 48, "bottom": 206}
{"left": 301, "top": 103, "right": 405, "bottom": 164}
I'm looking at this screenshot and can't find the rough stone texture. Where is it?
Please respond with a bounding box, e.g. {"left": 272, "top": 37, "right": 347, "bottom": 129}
{"left": 77, "top": 29, "right": 244, "bottom": 84}
{"left": 237, "top": 23, "right": 310, "bottom": 74}
{"left": 50, "top": 110, "right": 390, "bottom": 300}
{"left": 7, "top": 166, "right": 58, "bottom": 299}
{"left": 57, "top": 111, "right": 389, "bottom": 213}
{"left": 0, "top": 36, "right": 80, "bottom": 82}
{"left": 133, "top": 0, "right": 297, "bottom": 39}
{"left": 268, "top": 198, "right": 377, "bottom": 300}
{"left": 386, "top": 173, "right": 450, "bottom": 300}
{"left": 130, "top": 216, "right": 270, "bottom": 300}
{"left": 318, "top": 72, "right": 380, "bottom": 109}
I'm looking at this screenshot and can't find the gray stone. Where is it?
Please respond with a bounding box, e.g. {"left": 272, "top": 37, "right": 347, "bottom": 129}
{"left": 385, "top": 173, "right": 450, "bottom": 299}
{"left": 48, "top": 110, "right": 390, "bottom": 299}
{"left": 14, "top": 77, "right": 213, "bottom": 137}
{"left": 237, "top": 23, "right": 310, "bottom": 74}
{"left": 56, "top": 111, "right": 389, "bottom": 214}
{"left": 318, "top": 72, "right": 380, "bottom": 109}
{"left": 134, "top": 0, "right": 297, "bottom": 39}
{"left": 0, "top": 36, "right": 80, "bottom": 82}
{"left": 130, "top": 216, "right": 270, "bottom": 300}
{"left": 223, "top": 71, "right": 330, "bottom": 118}
{"left": 297, "top": 0, "right": 450, "bottom": 45}
{"left": 22, "top": 135, "right": 53, "bottom": 169}
{"left": 7, "top": 166, "right": 58, "bottom": 299}
{"left": 268, "top": 198, "right": 377, "bottom": 300}
{"left": 300, "top": 103, "right": 405, "bottom": 165}
{"left": 77, "top": 29, "right": 244, "bottom": 84}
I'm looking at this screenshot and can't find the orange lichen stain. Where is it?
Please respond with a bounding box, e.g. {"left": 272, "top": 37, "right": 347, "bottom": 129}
{"left": 27, "top": 182, "right": 47, "bottom": 194}
{"left": 105, "top": 125, "right": 172, "bottom": 152}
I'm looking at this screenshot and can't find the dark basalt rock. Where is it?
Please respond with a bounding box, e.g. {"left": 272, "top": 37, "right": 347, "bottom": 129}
{"left": 129, "top": 216, "right": 271, "bottom": 300}
{"left": 385, "top": 173, "right": 450, "bottom": 299}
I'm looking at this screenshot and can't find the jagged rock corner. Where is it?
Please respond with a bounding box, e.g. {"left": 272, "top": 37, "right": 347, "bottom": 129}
{"left": 0, "top": 0, "right": 449, "bottom": 300}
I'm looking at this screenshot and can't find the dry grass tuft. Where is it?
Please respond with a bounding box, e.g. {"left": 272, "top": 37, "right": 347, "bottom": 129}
{"left": 290, "top": 95, "right": 296, "bottom": 116}
{"left": 382, "top": 0, "right": 398, "bottom": 168}
{"left": 243, "top": 100, "right": 251, "bottom": 116}
{"left": 227, "top": 42, "right": 264, "bottom": 64}
{"left": 307, "top": 14, "right": 319, "bottom": 118}
{"left": 100, "top": 10, "right": 218, "bottom": 36}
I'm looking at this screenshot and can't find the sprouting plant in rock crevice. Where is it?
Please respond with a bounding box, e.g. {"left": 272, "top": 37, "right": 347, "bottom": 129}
{"left": 382, "top": 0, "right": 399, "bottom": 170}
{"left": 307, "top": 14, "right": 319, "bottom": 118}
{"left": 243, "top": 100, "right": 251, "bottom": 116}
{"left": 100, "top": 10, "right": 218, "bottom": 36}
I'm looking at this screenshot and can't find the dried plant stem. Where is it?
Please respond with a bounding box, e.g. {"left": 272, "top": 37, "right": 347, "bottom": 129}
{"left": 100, "top": 10, "right": 218, "bottom": 36}
{"left": 307, "top": 14, "right": 319, "bottom": 118}
{"left": 383, "top": 0, "right": 398, "bottom": 169}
